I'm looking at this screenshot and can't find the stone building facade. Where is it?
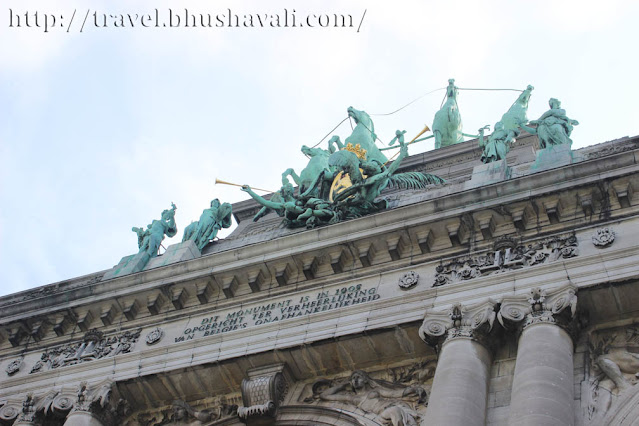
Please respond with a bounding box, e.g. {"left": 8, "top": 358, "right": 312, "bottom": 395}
{"left": 1, "top": 132, "right": 639, "bottom": 426}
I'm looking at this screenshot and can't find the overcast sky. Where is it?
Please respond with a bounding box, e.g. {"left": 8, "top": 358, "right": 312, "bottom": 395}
{"left": 1, "top": 0, "right": 638, "bottom": 297}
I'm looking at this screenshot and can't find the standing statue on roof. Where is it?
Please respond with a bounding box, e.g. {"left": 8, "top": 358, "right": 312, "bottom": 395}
{"left": 182, "top": 199, "right": 232, "bottom": 251}
{"left": 135, "top": 203, "right": 177, "bottom": 257}
{"left": 433, "top": 79, "right": 464, "bottom": 149}
{"left": 520, "top": 98, "right": 579, "bottom": 148}
{"left": 480, "top": 85, "right": 534, "bottom": 163}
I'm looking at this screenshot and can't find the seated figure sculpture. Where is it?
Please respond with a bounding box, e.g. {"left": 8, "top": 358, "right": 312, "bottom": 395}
{"left": 521, "top": 98, "right": 579, "bottom": 148}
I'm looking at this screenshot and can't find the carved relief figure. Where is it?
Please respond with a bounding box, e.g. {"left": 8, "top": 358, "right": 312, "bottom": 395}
{"left": 169, "top": 400, "right": 212, "bottom": 426}
{"left": 317, "top": 370, "right": 427, "bottom": 426}
{"left": 588, "top": 327, "right": 639, "bottom": 423}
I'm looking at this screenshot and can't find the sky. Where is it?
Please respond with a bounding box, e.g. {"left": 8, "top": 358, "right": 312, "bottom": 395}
{"left": 1, "top": 0, "right": 638, "bottom": 297}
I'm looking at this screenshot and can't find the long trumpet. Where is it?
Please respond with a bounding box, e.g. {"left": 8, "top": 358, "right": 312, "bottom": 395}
{"left": 215, "top": 178, "right": 274, "bottom": 193}
{"left": 410, "top": 124, "right": 431, "bottom": 143}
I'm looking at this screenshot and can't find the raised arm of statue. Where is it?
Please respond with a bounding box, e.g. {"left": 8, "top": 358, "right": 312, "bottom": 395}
{"left": 241, "top": 186, "right": 284, "bottom": 210}
{"left": 319, "top": 381, "right": 361, "bottom": 404}
{"left": 164, "top": 205, "right": 178, "bottom": 238}
{"left": 385, "top": 131, "right": 408, "bottom": 176}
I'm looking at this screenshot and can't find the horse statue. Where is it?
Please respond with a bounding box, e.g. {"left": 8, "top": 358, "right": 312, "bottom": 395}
{"left": 432, "top": 79, "right": 464, "bottom": 149}
{"left": 344, "top": 106, "right": 387, "bottom": 165}
{"left": 284, "top": 141, "right": 337, "bottom": 200}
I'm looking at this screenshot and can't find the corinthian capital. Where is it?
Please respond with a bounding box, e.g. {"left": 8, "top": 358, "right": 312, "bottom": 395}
{"left": 498, "top": 284, "right": 577, "bottom": 331}
{"left": 419, "top": 300, "right": 497, "bottom": 349}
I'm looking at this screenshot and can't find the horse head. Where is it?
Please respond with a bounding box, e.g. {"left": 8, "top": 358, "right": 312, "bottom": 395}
{"left": 347, "top": 106, "right": 373, "bottom": 131}
{"left": 445, "top": 79, "right": 458, "bottom": 101}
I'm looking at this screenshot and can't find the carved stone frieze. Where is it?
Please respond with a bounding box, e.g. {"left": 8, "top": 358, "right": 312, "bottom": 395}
{"left": 433, "top": 234, "right": 578, "bottom": 287}
{"left": 498, "top": 285, "right": 578, "bottom": 337}
{"left": 419, "top": 300, "right": 497, "bottom": 350}
{"left": 592, "top": 227, "right": 616, "bottom": 248}
{"left": 239, "top": 364, "right": 289, "bottom": 425}
{"left": 303, "top": 367, "right": 428, "bottom": 426}
{"left": 398, "top": 271, "right": 419, "bottom": 290}
{"left": 30, "top": 328, "right": 141, "bottom": 373}
{"left": 583, "top": 140, "right": 639, "bottom": 160}
{"left": 133, "top": 397, "right": 238, "bottom": 426}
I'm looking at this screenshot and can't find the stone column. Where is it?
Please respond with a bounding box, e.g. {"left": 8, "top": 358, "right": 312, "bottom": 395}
{"left": 499, "top": 285, "right": 578, "bottom": 426}
{"left": 420, "top": 300, "right": 497, "bottom": 426}
{"left": 63, "top": 411, "right": 106, "bottom": 426}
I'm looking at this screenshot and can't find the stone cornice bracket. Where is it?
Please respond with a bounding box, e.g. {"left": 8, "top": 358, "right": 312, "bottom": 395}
{"left": 419, "top": 300, "right": 498, "bottom": 351}
{"left": 238, "top": 363, "right": 290, "bottom": 426}
{"left": 498, "top": 284, "right": 578, "bottom": 338}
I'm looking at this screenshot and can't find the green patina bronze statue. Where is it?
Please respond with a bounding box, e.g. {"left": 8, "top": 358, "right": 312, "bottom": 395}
{"left": 433, "top": 79, "right": 464, "bottom": 149}
{"left": 183, "top": 199, "right": 233, "bottom": 250}
{"left": 521, "top": 98, "right": 579, "bottom": 148}
{"left": 480, "top": 85, "right": 534, "bottom": 163}
{"left": 284, "top": 141, "right": 337, "bottom": 200}
{"left": 480, "top": 122, "right": 519, "bottom": 163}
{"left": 243, "top": 127, "right": 445, "bottom": 229}
{"left": 343, "top": 106, "right": 388, "bottom": 165}
{"left": 133, "top": 203, "right": 177, "bottom": 258}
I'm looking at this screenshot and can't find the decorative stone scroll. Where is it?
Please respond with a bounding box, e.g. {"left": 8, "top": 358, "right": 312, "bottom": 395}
{"left": 498, "top": 284, "right": 577, "bottom": 333}
{"left": 0, "top": 403, "right": 20, "bottom": 423}
{"left": 419, "top": 300, "right": 497, "bottom": 349}
{"left": 30, "top": 328, "right": 141, "bottom": 374}
{"left": 592, "top": 227, "right": 615, "bottom": 248}
{"left": 433, "top": 234, "right": 578, "bottom": 287}
{"left": 238, "top": 364, "right": 289, "bottom": 425}
{"left": 67, "top": 380, "right": 131, "bottom": 426}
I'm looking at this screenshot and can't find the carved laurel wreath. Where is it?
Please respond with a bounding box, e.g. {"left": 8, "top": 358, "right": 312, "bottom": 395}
{"left": 145, "top": 327, "right": 164, "bottom": 345}
{"left": 398, "top": 271, "right": 419, "bottom": 290}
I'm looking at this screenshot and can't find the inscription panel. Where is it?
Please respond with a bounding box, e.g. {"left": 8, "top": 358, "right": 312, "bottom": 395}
{"left": 176, "top": 283, "right": 380, "bottom": 343}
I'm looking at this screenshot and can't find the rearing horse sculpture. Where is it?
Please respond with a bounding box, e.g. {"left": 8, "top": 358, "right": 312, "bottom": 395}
{"left": 344, "top": 106, "right": 388, "bottom": 165}
{"left": 432, "top": 79, "right": 464, "bottom": 149}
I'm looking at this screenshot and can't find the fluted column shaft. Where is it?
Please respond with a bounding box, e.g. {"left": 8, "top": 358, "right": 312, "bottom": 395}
{"left": 427, "top": 336, "right": 492, "bottom": 425}
{"left": 508, "top": 321, "right": 574, "bottom": 426}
